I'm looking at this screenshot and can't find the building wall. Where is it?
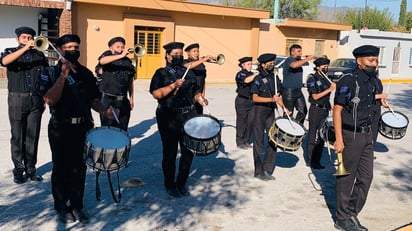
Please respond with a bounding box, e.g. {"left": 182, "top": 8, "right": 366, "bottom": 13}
{"left": 339, "top": 30, "right": 412, "bottom": 80}
{"left": 72, "top": 3, "right": 261, "bottom": 81}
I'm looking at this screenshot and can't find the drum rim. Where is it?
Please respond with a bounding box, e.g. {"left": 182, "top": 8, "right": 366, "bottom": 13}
{"left": 267, "top": 124, "right": 303, "bottom": 152}
{"left": 380, "top": 111, "right": 409, "bottom": 128}
{"left": 183, "top": 114, "right": 222, "bottom": 141}
{"left": 274, "top": 117, "right": 307, "bottom": 135}
{"left": 85, "top": 126, "right": 131, "bottom": 149}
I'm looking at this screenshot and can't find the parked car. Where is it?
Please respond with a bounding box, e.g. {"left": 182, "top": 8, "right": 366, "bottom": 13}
{"left": 275, "top": 56, "right": 315, "bottom": 87}
{"left": 326, "top": 58, "right": 357, "bottom": 82}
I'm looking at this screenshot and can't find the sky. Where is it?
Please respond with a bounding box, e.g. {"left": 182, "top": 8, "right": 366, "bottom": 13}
{"left": 320, "top": 0, "right": 412, "bottom": 22}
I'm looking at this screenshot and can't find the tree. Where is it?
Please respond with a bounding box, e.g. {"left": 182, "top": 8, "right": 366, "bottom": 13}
{"left": 219, "top": 0, "right": 321, "bottom": 19}
{"left": 398, "top": 0, "right": 407, "bottom": 27}
{"left": 406, "top": 11, "right": 412, "bottom": 31}
{"left": 335, "top": 7, "right": 394, "bottom": 31}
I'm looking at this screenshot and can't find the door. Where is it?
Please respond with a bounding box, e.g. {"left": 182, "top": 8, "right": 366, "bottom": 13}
{"left": 134, "top": 29, "right": 163, "bottom": 79}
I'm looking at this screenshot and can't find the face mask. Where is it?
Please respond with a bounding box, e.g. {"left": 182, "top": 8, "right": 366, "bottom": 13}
{"left": 321, "top": 67, "right": 328, "bottom": 73}
{"left": 363, "top": 65, "right": 378, "bottom": 77}
{"left": 171, "top": 55, "right": 183, "bottom": 66}
{"left": 114, "top": 51, "right": 122, "bottom": 55}
{"left": 265, "top": 64, "right": 275, "bottom": 72}
{"left": 64, "top": 50, "right": 80, "bottom": 62}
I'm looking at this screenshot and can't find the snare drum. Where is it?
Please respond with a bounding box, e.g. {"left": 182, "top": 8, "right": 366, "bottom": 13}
{"left": 183, "top": 115, "right": 222, "bottom": 156}
{"left": 268, "top": 117, "right": 306, "bottom": 151}
{"left": 84, "top": 126, "right": 131, "bottom": 172}
{"left": 379, "top": 111, "right": 409, "bottom": 140}
{"left": 319, "top": 116, "right": 336, "bottom": 143}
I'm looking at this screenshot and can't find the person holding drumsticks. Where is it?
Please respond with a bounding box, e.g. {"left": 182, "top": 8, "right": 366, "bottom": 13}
{"left": 97, "top": 36, "right": 135, "bottom": 131}
{"left": 333, "top": 45, "right": 384, "bottom": 231}
{"left": 306, "top": 57, "right": 336, "bottom": 169}
{"left": 0, "top": 26, "right": 48, "bottom": 184}
{"left": 39, "top": 34, "right": 116, "bottom": 223}
{"left": 150, "top": 42, "right": 205, "bottom": 197}
{"left": 250, "top": 53, "right": 287, "bottom": 181}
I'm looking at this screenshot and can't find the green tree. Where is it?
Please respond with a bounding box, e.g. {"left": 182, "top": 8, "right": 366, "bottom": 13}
{"left": 335, "top": 7, "right": 394, "bottom": 31}
{"left": 398, "top": 0, "right": 407, "bottom": 26}
{"left": 406, "top": 11, "right": 412, "bottom": 31}
{"left": 220, "top": 0, "right": 321, "bottom": 19}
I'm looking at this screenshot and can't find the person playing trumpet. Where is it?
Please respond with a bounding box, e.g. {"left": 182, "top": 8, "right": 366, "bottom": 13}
{"left": 0, "top": 26, "right": 48, "bottom": 184}
{"left": 96, "top": 36, "right": 135, "bottom": 131}
{"left": 183, "top": 43, "right": 210, "bottom": 114}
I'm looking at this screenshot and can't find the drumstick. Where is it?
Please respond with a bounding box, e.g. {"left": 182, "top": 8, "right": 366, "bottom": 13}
{"left": 111, "top": 108, "right": 120, "bottom": 124}
{"left": 283, "top": 107, "right": 296, "bottom": 130}
{"left": 386, "top": 102, "right": 400, "bottom": 120}
{"left": 319, "top": 70, "right": 333, "bottom": 84}
{"left": 173, "top": 63, "right": 192, "bottom": 95}
{"left": 199, "top": 95, "right": 210, "bottom": 115}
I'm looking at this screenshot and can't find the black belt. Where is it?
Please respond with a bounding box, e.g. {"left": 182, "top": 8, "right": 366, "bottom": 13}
{"left": 102, "top": 92, "right": 126, "bottom": 101}
{"left": 342, "top": 124, "right": 371, "bottom": 133}
{"left": 313, "top": 104, "right": 328, "bottom": 110}
{"left": 9, "top": 92, "right": 37, "bottom": 96}
{"left": 237, "top": 95, "right": 250, "bottom": 100}
{"left": 254, "top": 102, "right": 275, "bottom": 108}
{"left": 54, "top": 117, "right": 90, "bottom": 125}
{"left": 158, "top": 104, "right": 194, "bottom": 114}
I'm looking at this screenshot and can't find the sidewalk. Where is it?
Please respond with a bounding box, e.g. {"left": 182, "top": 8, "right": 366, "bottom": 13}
{"left": 0, "top": 82, "right": 411, "bottom": 231}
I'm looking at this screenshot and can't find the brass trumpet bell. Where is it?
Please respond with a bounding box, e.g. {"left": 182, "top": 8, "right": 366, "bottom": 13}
{"left": 33, "top": 36, "right": 49, "bottom": 51}
{"left": 334, "top": 152, "right": 350, "bottom": 176}
{"left": 128, "top": 44, "right": 146, "bottom": 57}
{"left": 209, "top": 54, "right": 225, "bottom": 65}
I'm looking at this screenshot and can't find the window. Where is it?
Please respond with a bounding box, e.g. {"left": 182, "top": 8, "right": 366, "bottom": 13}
{"left": 378, "top": 46, "right": 385, "bottom": 67}
{"left": 409, "top": 48, "right": 412, "bottom": 66}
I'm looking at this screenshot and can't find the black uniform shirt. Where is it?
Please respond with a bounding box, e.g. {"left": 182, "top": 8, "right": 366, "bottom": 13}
{"left": 149, "top": 64, "right": 201, "bottom": 108}
{"left": 97, "top": 50, "right": 135, "bottom": 95}
{"left": 0, "top": 46, "right": 48, "bottom": 93}
{"left": 38, "top": 61, "right": 100, "bottom": 119}
{"left": 307, "top": 72, "right": 332, "bottom": 108}
{"left": 250, "top": 70, "right": 282, "bottom": 99}
{"left": 235, "top": 69, "right": 254, "bottom": 99}
{"left": 334, "top": 68, "right": 376, "bottom": 127}
{"left": 184, "top": 57, "right": 206, "bottom": 91}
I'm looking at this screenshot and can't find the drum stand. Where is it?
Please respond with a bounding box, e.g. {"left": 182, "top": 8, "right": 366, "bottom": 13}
{"left": 95, "top": 170, "right": 122, "bottom": 203}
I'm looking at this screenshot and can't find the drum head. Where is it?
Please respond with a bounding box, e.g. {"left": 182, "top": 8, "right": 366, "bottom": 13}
{"left": 184, "top": 115, "right": 221, "bottom": 140}
{"left": 86, "top": 126, "right": 130, "bottom": 150}
{"left": 381, "top": 111, "right": 409, "bottom": 128}
{"left": 275, "top": 118, "right": 305, "bottom": 136}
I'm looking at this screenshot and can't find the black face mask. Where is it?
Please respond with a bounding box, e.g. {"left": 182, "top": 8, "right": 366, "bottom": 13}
{"left": 171, "top": 55, "right": 183, "bottom": 66}
{"left": 363, "top": 65, "right": 378, "bottom": 77}
{"left": 114, "top": 51, "right": 122, "bottom": 55}
{"left": 321, "top": 67, "right": 328, "bottom": 73}
{"left": 266, "top": 64, "right": 275, "bottom": 72}
{"left": 64, "top": 50, "right": 80, "bottom": 62}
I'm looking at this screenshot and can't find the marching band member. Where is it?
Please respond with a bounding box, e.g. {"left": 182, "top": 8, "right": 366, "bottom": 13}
{"left": 235, "top": 56, "right": 258, "bottom": 149}
{"left": 250, "top": 53, "right": 286, "bottom": 181}
{"left": 150, "top": 42, "right": 204, "bottom": 197}
{"left": 0, "top": 26, "right": 48, "bottom": 184}
{"left": 306, "top": 57, "right": 336, "bottom": 169}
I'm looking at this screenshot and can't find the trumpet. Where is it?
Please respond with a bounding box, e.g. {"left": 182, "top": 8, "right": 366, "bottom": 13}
{"left": 334, "top": 152, "right": 350, "bottom": 176}
{"left": 204, "top": 54, "right": 225, "bottom": 65}
{"left": 127, "top": 44, "right": 146, "bottom": 57}
{"left": 33, "top": 36, "right": 77, "bottom": 73}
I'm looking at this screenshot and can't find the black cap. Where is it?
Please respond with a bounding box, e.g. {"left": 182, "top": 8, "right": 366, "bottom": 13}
{"left": 108, "top": 36, "right": 125, "bottom": 47}
{"left": 184, "top": 43, "right": 199, "bottom": 52}
{"left": 257, "top": 53, "right": 276, "bottom": 64}
{"left": 313, "top": 57, "right": 330, "bottom": 67}
{"left": 163, "top": 42, "right": 184, "bottom": 53}
{"left": 56, "top": 34, "right": 81, "bottom": 47}
{"left": 238, "top": 56, "right": 252, "bottom": 66}
{"left": 15, "top": 27, "right": 36, "bottom": 37}
{"left": 352, "top": 45, "right": 379, "bottom": 58}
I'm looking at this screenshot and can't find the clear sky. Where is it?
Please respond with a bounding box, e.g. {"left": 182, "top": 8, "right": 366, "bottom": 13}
{"left": 320, "top": 0, "right": 412, "bottom": 22}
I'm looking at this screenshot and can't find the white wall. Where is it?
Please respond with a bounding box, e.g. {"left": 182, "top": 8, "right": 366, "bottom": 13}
{"left": 0, "top": 6, "right": 44, "bottom": 55}
{"left": 338, "top": 29, "right": 412, "bottom": 80}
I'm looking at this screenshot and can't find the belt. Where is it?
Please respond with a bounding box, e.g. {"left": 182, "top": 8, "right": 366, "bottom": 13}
{"left": 237, "top": 95, "right": 250, "bottom": 100}
{"left": 9, "top": 92, "right": 37, "bottom": 96}
{"left": 57, "top": 117, "right": 90, "bottom": 125}
{"left": 254, "top": 102, "right": 275, "bottom": 108}
{"left": 342, "top": 124, "right": 371, "bottom": 133}
{"left": 313, "top": 104, "right": 328, "bottom": 110}
{"left": 102, "top": 92, "right": 126, "bottom": 101}
{"left": 158, "top": 104, "right": 194, "bottom": 114}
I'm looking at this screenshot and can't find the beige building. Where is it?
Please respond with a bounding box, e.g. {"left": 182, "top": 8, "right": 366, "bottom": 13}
{"left": 1, "top": 0, "right": 352, "bottom": 82}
